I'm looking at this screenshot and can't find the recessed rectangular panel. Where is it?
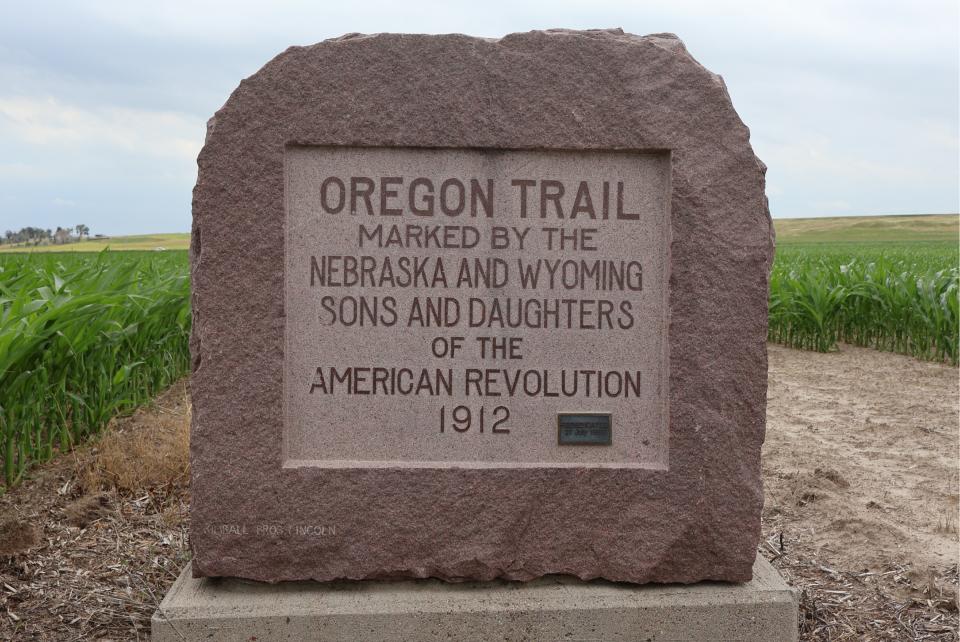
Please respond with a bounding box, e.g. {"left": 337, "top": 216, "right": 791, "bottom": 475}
{"left": 283, "top": 146, "right": 669, "bottom": 468}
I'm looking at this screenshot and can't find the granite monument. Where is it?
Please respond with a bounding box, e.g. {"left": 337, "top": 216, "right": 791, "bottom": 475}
{"left": 189, "top": 28, "right": 774, "bottom": 584}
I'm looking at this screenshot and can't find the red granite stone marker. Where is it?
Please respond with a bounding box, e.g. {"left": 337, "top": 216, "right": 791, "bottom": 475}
{"left": 189, "top": 29, "right": 774, "bottom": 584}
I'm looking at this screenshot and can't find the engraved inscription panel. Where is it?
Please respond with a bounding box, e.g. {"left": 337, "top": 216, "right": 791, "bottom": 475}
{"left": 284, "top": 147, "right": 669, "bottom": 468}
